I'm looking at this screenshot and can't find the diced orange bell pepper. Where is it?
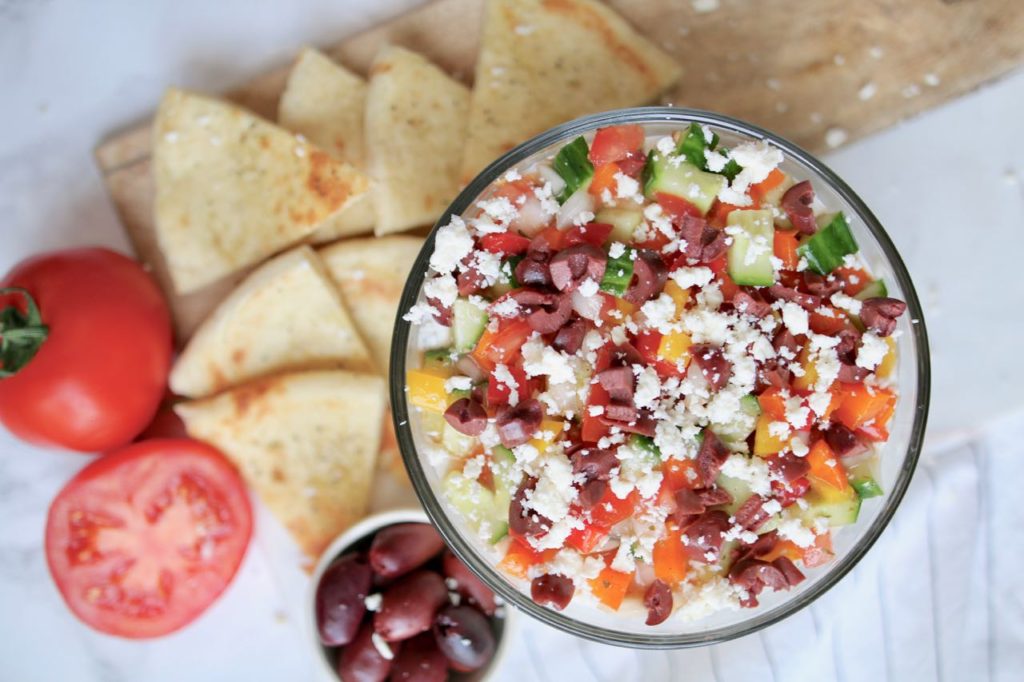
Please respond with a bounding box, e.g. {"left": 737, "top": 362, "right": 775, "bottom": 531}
{"left": 792, "top": 346, "right": 820, "bottom": 392}
{"left": 754, "top": 413, "right": 788, "bottom": 457}
{"left": 653, "top": 528, "right": 689, "bottom": 585}
{"left": 707, "top": 254, "right": 740, "bottom": 300}
{"left": 589, "top": 162, "right": 621, "bottom": 198}
{"left": 834, "top": 267, "right": 872, "bottom": 296}
{"left": 471, "top": 318, "right": 532, "bottom": 371}
{"left": 708, "top": 200, "right": 747, "bottom": 228}
{"left": 831, "top": 383, "right": 897, "bottom": 431}
{"left": 498, "top": 538, "right": 556, "bottom": 580}
{"left": 750, "top": 168, "right": 786, "bottom": 204}
{"left": 588, "top": 565, "right": 634, "bottom": 610}
{"left": 773, "top": 230, "right": 800, "bottom": 270}
{"left": 661, "top": 458, "right": 698, "bottom": 492}
{"left": 759, "top": 539, "right": 803, "bottom": 563}
{"left": 406, "top": 369, "right": 450, "bottom": 413}
{"left": 809, "top": 306, "right": 848, "bottom": 335}
{"left": 757, "top": 387, "right": 788, "bottom": 422}
{"left": 806, "top": 440, "right": 849, "bottom": 491}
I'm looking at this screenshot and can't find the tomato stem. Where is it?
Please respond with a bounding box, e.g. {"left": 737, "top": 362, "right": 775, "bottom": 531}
{"left": 0, "top": 287, "right": 49, "bottom": 378}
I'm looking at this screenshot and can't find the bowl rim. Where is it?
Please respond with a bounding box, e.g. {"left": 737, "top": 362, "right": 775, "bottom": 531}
{"left": 388, "top": 106, "right": 931, "bottom": 648}
{"left": 306, "top": 508, "right": 517, "bottom": 680}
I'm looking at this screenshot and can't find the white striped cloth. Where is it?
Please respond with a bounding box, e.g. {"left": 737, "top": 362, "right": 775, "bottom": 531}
{"left": 495, "top": 410, "right": 1024, "bottom": 682}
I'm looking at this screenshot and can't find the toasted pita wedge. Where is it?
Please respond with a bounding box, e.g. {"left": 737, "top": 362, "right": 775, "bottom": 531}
{"left": 169, "top": 245, "right": 373, "bottom": 398}
{"left": 176, "top": 370, "right": 386, "bottom": 559}
{"left": 279, "top": 48, "right": 375, "bottom": 243}
{"left": 153, "top": 88, "right": 368, "bottom": 293}
{"left": 460, "top": 0, "right": 682, "bottom": 180}
{"left": 365, "top": 46, "right": 470, "bottom": 235}
{"left": 319, "top": 235, "right": 424, "bottom": 373}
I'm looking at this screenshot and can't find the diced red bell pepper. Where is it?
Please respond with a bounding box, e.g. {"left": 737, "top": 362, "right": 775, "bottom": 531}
{"left": 661, "top": 458, "right": 699, "bottom": 493}
{"left": 472, "top": 318, "right": 533, "bottom": 371}
{"left": 589, "top": 125, "right": 645, "bottom": 166}
{"left": 834, "top": 267, "right": 872, "bottom": 296}
{"left": 480, "top": 232, "right": 531, "bottom": 255}
{"left": 581, "top": 383, "right": 612, "bottom": 443}
{"left": 566, "top": 521, "right": 610, "bottom": 553}
{"left": 485, "top": 360, "right": 541, "bottom": 406}
{"left": 590, "top": 489, "right": 639, "bottom": 527}
{"left": 707, "top": 200, "right": 747, "bottom": 228}
{"left": 707, "top": 254, "right": 740, "bottom": 300}
{"left": 771, "top": 475, "right": 810, "bottom": 508}
{"left": 633, "top": 330, "right": 684, "bottom": 379}
{"left": 773, "top": 230, "right": 800, "bottom": 270}
{"left": 808, "top": 307, "right": 849, "bottom": 335}
{"left": 564, "top": 222, "right": 614, "bottom": 248}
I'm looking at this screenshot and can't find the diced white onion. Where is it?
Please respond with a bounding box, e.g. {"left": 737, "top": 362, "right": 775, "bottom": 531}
{"left": 537, "top": 164, "right": 566, "bottom": 196}
{"left": 556, "top": 187, "right": 594, "bottom": 229}
{"left": 571, "top": 288, "right": 604, "bottom": 321}
{"left": 512, "top": 195, "right": 549, "bottom": 236}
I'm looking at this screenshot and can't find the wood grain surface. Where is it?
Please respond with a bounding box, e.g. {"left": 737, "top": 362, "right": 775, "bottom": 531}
{"left": 94, "top": 0, "right": 1024, "bottom": 340}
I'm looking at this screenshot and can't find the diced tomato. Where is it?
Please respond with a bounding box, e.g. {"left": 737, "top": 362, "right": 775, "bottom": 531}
{"left": 531, "top": 225, "right": 565, "bottom": 253}
{"left": 581, "top": 382, "right": 612, "bottom": 443}
{"left": 771, "top": 475, "right": 810, "bottom": 507}
{"left": 589, "top": 125, "right": 644, "bottom": 165}
{"left": 653, "top": 528, "right": 689, "bottom": 585}
{"left": 831, "top": 383, "right": 897, "bottom": 431}
{"left": 634, "top": 230, "right": 672, "bottom": 251}
{"left": 707, "top": 200, "right": 746, "bottom": 228}
{"left": 617, "top": 151, "right": 647, "bottom": 177}
{"left": 773, "top": 230, "right": 800, "bottom": 270}
{"left": 472, "top": 318, "right": 532, "bottom": 371}
{"left": 834, "top": 267, "right": 872, "bottom": 296}
{"left": 749, "top": 168, "right": 786, "bottom": 204}
{"left": 589, "top": 163, "right": 620, "bottom": 198}
{"left": 802, "top": 531, "right": 834, "bottom": 568}
{"left": 809, "top": 307, "right": 849, "bottom": 335}
{"left": 633, "top": 330, "right": 683, "bottom": 379}
{"left": 588, "top": 564, "right": 633, "bottom": 610}
{"left": 485, "top": 360, "right": 539, "bottom": 406}
{"left": 498, "top": 537, "right": 557, "bottom": 579}
{"left": 564, "top": 222, "right": 614, "bottom": 248}
{"left": 566, "top": 521, "right": 609, "bottom": 553}
{"left": 590, "top": 489, "right": 639, "bottom": 527}
{"left": 480, "top": 232, "right": 531, "bottom": 255}
{"left": 655, "top": 192, "right": 702, "bottom": 220}
{"left": 806, "top": 440, "right": 848, "bottom": 491}
{"left": 707, "top": 254, "right": 740, "bottom": 300}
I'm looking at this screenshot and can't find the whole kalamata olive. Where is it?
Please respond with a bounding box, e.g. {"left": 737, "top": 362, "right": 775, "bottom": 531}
{"left": 643, "top": 579, "right": 673, "bottom": 626}
{"left": 316, "top": 552, "right": 372, "bottom": 646}
{"left": 388, "top": 632, "right": 449, "bottom": 682}
{"left": 337, "top": 619, "right": 398, "bottom": 682}
{"left": 530, "top": 573, "right": 574, "bottom": 611}
{"left": 433, "top": 604, "right": 496, "bottom": 672}
{"left": 369, "top": 523, "right": 445, "bottom": 580}
{"left": 441, "top": 550, "right": 498, "bottom": 615}
{"left": 374, "top": 570, "right": 449, "bottom": 642}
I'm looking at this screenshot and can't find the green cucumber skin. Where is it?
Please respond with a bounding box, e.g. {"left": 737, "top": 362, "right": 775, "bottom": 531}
{"left": 452, "top": 298, "right": 489, "bottom": 352}
{"left": 644, "top": 154, "right": 726, "bottom": 215}
{"left": 726, "top": 209, "right": 776, "bottom": 287}
{"left": 600, "top": 247, "right": 636, "bottom": 297}
{"left": 851, "top": 477, "right": 884, "bottom": 499}
{"left": 554, "top": 136, "right": 594, "bottom": 203}
{"left": 854, "top": 279, "right": 888, "bottom": 301}
{"left": 797, "top": 213, "right": 859, "bottom": 275}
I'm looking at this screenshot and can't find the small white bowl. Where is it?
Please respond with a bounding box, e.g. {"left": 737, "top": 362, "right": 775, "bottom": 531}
{"left": 307, "top": 508, "right": 516, "bottom": 681}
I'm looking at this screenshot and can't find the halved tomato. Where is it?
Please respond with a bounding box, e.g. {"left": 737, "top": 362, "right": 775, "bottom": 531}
{"left": 45, "top": 439, "right": 252, "bottom": 638}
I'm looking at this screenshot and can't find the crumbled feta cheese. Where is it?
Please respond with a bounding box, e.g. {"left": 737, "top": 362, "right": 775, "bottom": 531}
{"left": 490, "top": 297, "right": 521, "bottom": 318}
{"left": 717, "top": 141, "right": 783, "bottom": 206}
{"left": 492, "top": 364, "right": 520, "bottom": 405}
{"left": 641, "top": 293, "right": 678, "bottom": 334}
{"left": 768, "top": 420, "right": 792, "bottom": 441}
{"left": 704, "top": 148, "right": 729, "bottom": 172}
{"left": 429, "top": 217, "right": 473, "bottom": 274}
{"left": 471, "top": 250, "right": 503, "bottom": 286}
{"left": 608, "top": 242, "right": 626, "bottom": 259}
{"left": 403, "top": 302, "right": 435, "bottom": 324}
{"left": 719, "top": 453, "right": 773, "bottom": 496}
{"left": 814, "top": 348, "right": 841, "bottom": 391}
{"left": 371, "top": 633, "right": 395, "bottom": 660}
{"left": 444, "top": 375, "right": 472, "bottom": 393}
{"left": 777, "top": 517, "right": 816, "bottom": 548}
{"left": 656, "top": 136, "right": 677, "bottom": 157}
{"left": 522, "top": 336, "right": 576, "bottom": 385}
{"left": 856, "top": 332, "right": 888, "bottom": 370}
{"left": 423, "top": 274, "right": 459, "bottom": 308}
{"left": 614, "top": 172, "right": 642, "bottom": 201}
{"left": 364, "top": 593, "right": 383, "bottom": 612}
{"left": 577, "top": 278, "right": 599, "bottom": 298}
{"left": 671, "top": 266, "right": 714, "bottom": 289}
{"left": 831, "top": 291, "right": 863, "bottom": 316}
{"left": 781, "top": 302, "right": 809, "bottom": 335}
{"left": 634, "top": 366, "right": 662, "bottom": 411}
{"left": 643, "top": 203, "right": 674, "bottom": 239}
{"left": 573, "top": 210, "right": 596, "bottom": 227}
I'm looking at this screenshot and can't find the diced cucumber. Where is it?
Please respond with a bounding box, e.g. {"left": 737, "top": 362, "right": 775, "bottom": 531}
{"left": 801, "top": 483, "right": 861, "bottom": 527}
{"left": 493, "top": 445, "right": 515, "bottom": 463}
{"left": 419, "top": 409, "right": 446, "bottom": 438}
{"left": 740, "top": 394, "right": 762, "bottom": 417}
{"left": 726, "top": 209, "right": 776, "bottom": 286}
{"left": 442, "top": 471, "right": 510, "bottom": 544}
{"left": 596, "top": 207, "right": 644, "bottom": 243}
{"left": 629, "top": 434, "right": 662, "bottom": 463}
{"left": 715, "top": 473, "right": 754, "bottom": 517}
{"left": 452, "top": 298, "right": 488, "bottom": 352}
{"left": 553, "top": 136, "right": 594, "bottom": 203}
{"left": 423, "top": 347, "right": 454, "bottom": 370}
{"left": 797, "top": 212, "right": 859, "bottom": 275}
{"left": 713, "top": 394, "right": 761, "bottom": 448}
{"left": 643, "top": 153, "right": 726, "bottom": 215}
{"left": 442, "top": 422, "right": 476, "bottom": 457}
{"left": 600, "top": 246, "right": 635, "bottom": 296}
{"left": 677, "top": 123, "right": 713, "bottom": 169}
{"left": 854, "top": 278, "right": 888, "bottom": 301}
{"left": 851, "top": 477, "right": 883, "bottom": 499}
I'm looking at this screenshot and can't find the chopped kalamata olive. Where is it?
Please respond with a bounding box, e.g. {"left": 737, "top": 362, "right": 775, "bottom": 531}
{"left": 603, "top": 401, "right": 639, "bottom": 423}
{"left": 509, "top": 476, "right": 552, "bottom": 537}
{"left": 757, "top": 359, "right": 791, "bottom": 390}
{"left": 772, "top": 556, "right": 806, "bottom": 587}
{"left": 596, "top": 365, "right": 635, "bottom": 402}
{"left": 770, "top": 451, "right": 812, "bottom": 482}
{"left": 495, "top": 399, "right": 544, "bottom": 447}
{"left": 860, "top": 297, "right": 907, "bottom": 336}
{"left": 577, "top": 477, "right": 608, "bottom": 509}
{"left": 696, "top": 430, "right": 730, "bottom": 486}
{"left": 374, "top": 570, "right": 449, "bottom": 642}
{"left": 442, "top": 550, "right": 498, "bottom": 615}
{"left": 526, "top": 293, "right": 573, "bottom": 333}
{"left": 388, "top": 632, "right": 448, "bottom": 682}
{"left": 681, "top": 510, "right": 730, "bottom": 562}
{"left": 732, "top": 289, "right": 771, "bottom": 318}
{"left": 781, "top": 180, "right": 817, "bottom": 235}
{"left": 433, "top": 605, "right": 496, "bottom": 672}
{"left": 834, "top": 328, "right": 861, "bottom": 364}
{"left": 369, "top": 523, "right": 445, "bottom": 580}
{"left": 514, "top": 257, "right": 552, "bottom": 289}
{"left": 457, "top": 266, "right": 486, "bottom": 296}
{"left": 773, "top": 329, "right": 800, "bottom": 357}
{"left": 677, "top": 214, "right": 729, "bottom": 262}
{"left": 549, "top": 244, "right": 607, "bottom": 292}
{"left": 837, "top": 362, "right": 870, "bottom": 383}
{"left": 570, "top": 447, "right": 619, "bottom": 481}
{"left": 824, "top": 423, "right": 864, "bottom": 457}
{"left": 768, "top": 284, "right": 821, "bottom": 311}
{"left": 531, "top": 573, "right": 575, "bottom": 611}
{"left": 337, "top": 619, "right": 398, "bottom": 682}
{"left": 803, "top": 271, "right": 842, "bottom": 297}
{"left": 729, "top": 558, "right": 793, "bottom": 607}
{"left": 643, "top": 579, "right": 673, "bottom": 626}
{"left": 734, "top": 494, "right": 770, "bottom": 531}
{"left": 553, "top": 318, "right": 587, "bottom": 354}
{"left": 316, "top": 552, "right": 372, "bottom": 646}
{"left": 443, "top": 398, "right": 488, "bottom": 436}
{"left": 691, "top": 344, "right": 733, "bottom": 391}
{"left": 623, "top": 249, "right": 668, "bottom": 304}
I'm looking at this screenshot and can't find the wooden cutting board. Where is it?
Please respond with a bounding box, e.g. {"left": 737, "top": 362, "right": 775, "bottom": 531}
{"left": 95, "top": 0, "right": 1024, "bottom": 341}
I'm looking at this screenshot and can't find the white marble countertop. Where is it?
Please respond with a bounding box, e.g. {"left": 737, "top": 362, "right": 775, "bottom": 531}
{"left": 1, "top": 1, "right": 1022, "bottom": 681}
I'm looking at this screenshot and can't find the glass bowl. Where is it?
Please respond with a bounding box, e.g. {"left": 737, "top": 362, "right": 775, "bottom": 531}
{"left": 388, "top": 107, "right": 930, "bottom": 648}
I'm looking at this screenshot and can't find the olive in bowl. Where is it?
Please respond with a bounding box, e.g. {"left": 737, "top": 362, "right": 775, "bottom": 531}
{"left": 309, "top": 510, "right": 513, "bottom": 681}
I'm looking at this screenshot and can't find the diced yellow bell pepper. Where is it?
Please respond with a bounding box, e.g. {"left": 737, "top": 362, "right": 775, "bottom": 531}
{"left": 754, "top": 414, "right": 788, "bottom": 457}
{"left": 657, "top": 330, "right": 692, "bottom": 365}
{"left": 406, "top": 369, "right": 450, "bottom": 413}
{"left": 615, "top": 298, "right": 637, "bottom": 316}
{"left": 529, "top": 419, "right": 565, "bottom": 453}
{"left": 663, "top": 280, "right": 690, "bottom": 314}
{"left": 791, "top": 346, "right": 818, "bottom": 392}
{"left": 877, "top": 337, "right": 897, "bottom": 379}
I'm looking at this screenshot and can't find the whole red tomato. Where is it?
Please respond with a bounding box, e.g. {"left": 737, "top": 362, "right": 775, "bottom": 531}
{"left": 0, "top": 248, "right": 172, "bottom": 452}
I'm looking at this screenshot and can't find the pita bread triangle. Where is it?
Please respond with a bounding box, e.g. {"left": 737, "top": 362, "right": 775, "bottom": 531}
{"left": 176, "top": 370, "right": 386, "bottom": 560}
{"left": 153, "top": 88, "right": 368, "bottom": 294}
{"left": 365, "top": 45, "right": 470, "bottom": 235}
{"left": 278, "top": 48, "right": 375, "bottom": 242}
{"left": 169, "top": 245, "right": 374, "bottom": 398}
{"left": 460, "top": 0, "right": 682, "bottom": 181}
